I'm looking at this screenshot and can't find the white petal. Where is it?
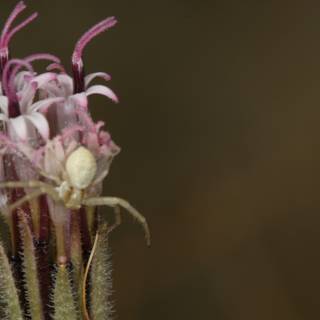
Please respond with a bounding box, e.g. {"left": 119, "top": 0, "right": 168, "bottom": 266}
{"left": 86, "top": 85, "right": 119, "bottom": 103}
{"left": 0, "top": 96, "right": 8, "bottom": 115}
{"left": 15, "top": 71, "right": 33, "bottom": 91}
{"left": 85, "top": 72, "right": 111, "bottom": 87}
{"left": 0, "top": 115, "right": 7, "bottom": 122}
{"left": 19, "top": 84, "right": 37, "bottom": 113}
{"left": 57, "top": 74, "right": 74, "bottom": 95}
{"left": 25, "top": 113, "right": 50, "bottom": 140}
{"left": 29, "top": 97, "right": 65, "bottom": 113}
{"left": 31, "top": 72, "right": 57, "bottom": 88}
{"left": 8, "top": 117, "right": 29, "bottom": 141}
{"left": 69, "top": 93, "right": 88, "bottom": 109}
{"left": 40, "top": 82, "right": 62, "bottom": 97}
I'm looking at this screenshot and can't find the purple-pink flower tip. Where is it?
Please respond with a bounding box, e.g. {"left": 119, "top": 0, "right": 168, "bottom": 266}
{"left": 1, "top": 8, "right": 38, "bottom": 49}
{"left": 72, "top": 16, "right": 118, "bottom": 64}
{"left": 2, "top": 58, "right": 33, "bottom": 104}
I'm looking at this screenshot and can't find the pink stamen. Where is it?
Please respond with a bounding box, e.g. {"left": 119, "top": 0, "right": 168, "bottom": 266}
{"left": 71, "top": 17, "right": 117, "bottom": 93}
{"left": 72, "top": 17, "right": 117, "bottom": 64}
{"left": 2, "top": 59, "right": 33, "bottom": 117}
{"left": 25, "top": 53, "right": 60, "bottom": 64}
{"left": 2, "top": 12, "right": 38, "bottom": 49}
{"left": 46, "top": 63, "right": 66, "bottom": 74}
{"left": 0, "top": 1, "right": 26, "bottom": 47}
{"left": 9, "top": 54, "right": 60, "bottom": 92}
{"left": 2, "top": 58, "right": 33, "bottom": 94}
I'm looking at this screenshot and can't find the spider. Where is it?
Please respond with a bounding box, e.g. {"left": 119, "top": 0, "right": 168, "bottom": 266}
{"left": 0, "top": 146, "right": 151, "bottom": 246}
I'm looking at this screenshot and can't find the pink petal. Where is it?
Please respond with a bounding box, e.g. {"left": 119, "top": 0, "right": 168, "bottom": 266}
{"left": 30, "top": 97, "right": 65, "bottom": 113}
{"left": 85, "top": 72, "right": 111, "bottom": 87}
{"left": 25, "top": 112, "right": 49, "bottom": 140}
{"left": 86, "top": 85, "right": 119, "bottom": 103}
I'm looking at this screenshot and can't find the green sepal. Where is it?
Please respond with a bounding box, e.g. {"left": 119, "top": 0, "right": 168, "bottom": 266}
{"left": 90, "top": 223, "right": 113, "bottom": 320}
{"left": 0, "top": 242, "right": 23, "bottom": 320}
{"left": 20, "top": 215, "right": 44, "bottom": 320}
{"left": 52, "top": 265, "right": 79, "bottom": 320}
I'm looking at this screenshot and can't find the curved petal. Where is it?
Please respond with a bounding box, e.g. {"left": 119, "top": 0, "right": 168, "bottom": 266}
{"left": 18, "top": 83, "right": 37, "bottom": 114}
{"left": 9, "top": 116, "right": 29, "bottom": 141}
{"left": 85, "top": 72, "right": 111, "bottom": 87}
{"left": 25, "top": 112, "right": 50, "bottom": 140}
{"left": 29, "top": 97, "right": 65, "bottom": 113}
{"left": 40, "top": 82, "right": 62, "bottom": 98}
{"left": 0, "top": 114, "right": 8, "bottom": 122}
{"left": 15, "top": 71, "right": 33, "bottom": 91}
{"left": 86, "top": 85, "right": 119, "bottom": 103}
{"left": 0, "top": 96, "right": 9, "bottom": 115}
{"left": 31, "top": 72, "right": 57, "bottom": 88}
{"left": 57, "top": 74, "right": 74, "bottom": 95}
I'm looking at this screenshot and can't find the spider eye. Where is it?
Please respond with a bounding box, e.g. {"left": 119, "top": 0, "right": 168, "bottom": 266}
{"left": 66, "top": 146, "right": 97, "bottom": 189}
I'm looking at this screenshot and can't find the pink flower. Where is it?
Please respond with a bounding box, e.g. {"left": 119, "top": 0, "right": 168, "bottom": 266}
{"left": 1, "top": 119, "right": 120, "bottom": 199}
{"left": 42, "top": 71, "right": 118, "bottom": 107}
{"left": 0, "top": 58, "right": 64, "bottom": 141}
{"left": 76, "top": 109, "right": 120, "bottom": 184}
{"left": 40, "top": 18, "right": 119, "bottom": 136}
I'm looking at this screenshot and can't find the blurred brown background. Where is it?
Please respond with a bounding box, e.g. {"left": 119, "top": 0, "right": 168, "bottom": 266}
{"left": 2, "top": 0, "right": 320, "bottom": 319}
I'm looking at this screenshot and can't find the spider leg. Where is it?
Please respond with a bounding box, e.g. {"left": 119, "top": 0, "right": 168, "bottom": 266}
{"left": 0, "top": 180, "right": 60, "bottom": 212}
{"left": 83, "top": 197, "right": 151, "bottom": 246}
{"left": 8, "top": 186, "right": 59, "bottom": 213}
{"left": 107, "top": 205, "right": 122, "bottom": 234}
{"left": 0, "top": 180, "right": 52, "bottom": 190}
{"left": 7, "top": 189, "right": 46, "bottom": 214}
{"left": 38, "top": 170, "right": 61, "bottom": 185}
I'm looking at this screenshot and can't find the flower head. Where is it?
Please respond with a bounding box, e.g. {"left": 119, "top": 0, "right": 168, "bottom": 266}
{"left": 0, "top": 4, "right": 149, "bottom": 319}
{"left": 0, "top": 57, "right": 64, "bottom": 141}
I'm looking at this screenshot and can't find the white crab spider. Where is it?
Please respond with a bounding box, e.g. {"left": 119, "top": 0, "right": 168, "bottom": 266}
{"left": 0, "top": 146, "right": 151, "bottom": 245}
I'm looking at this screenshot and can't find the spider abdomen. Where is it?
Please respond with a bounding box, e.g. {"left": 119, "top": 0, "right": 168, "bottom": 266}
{"left": 65, "top": 147, "right": 97, "bottom": 189}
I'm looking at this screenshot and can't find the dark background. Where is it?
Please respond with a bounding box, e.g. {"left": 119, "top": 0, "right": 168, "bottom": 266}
{"left": 2, "top": 0, "right": 320, "bottom": 319}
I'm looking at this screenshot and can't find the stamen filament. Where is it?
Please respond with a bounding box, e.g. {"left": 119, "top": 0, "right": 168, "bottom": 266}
{"left": 3, "top": 12, "right": 38, "bottom": 48}
{"left": 0, "top": 1, "right": 26, "bottom": 46}
{"left": 72, "top": 17, "right": 117, "bottom": 93}
{"left": 2, "top": 59, "right": 33, "bottom": 117}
